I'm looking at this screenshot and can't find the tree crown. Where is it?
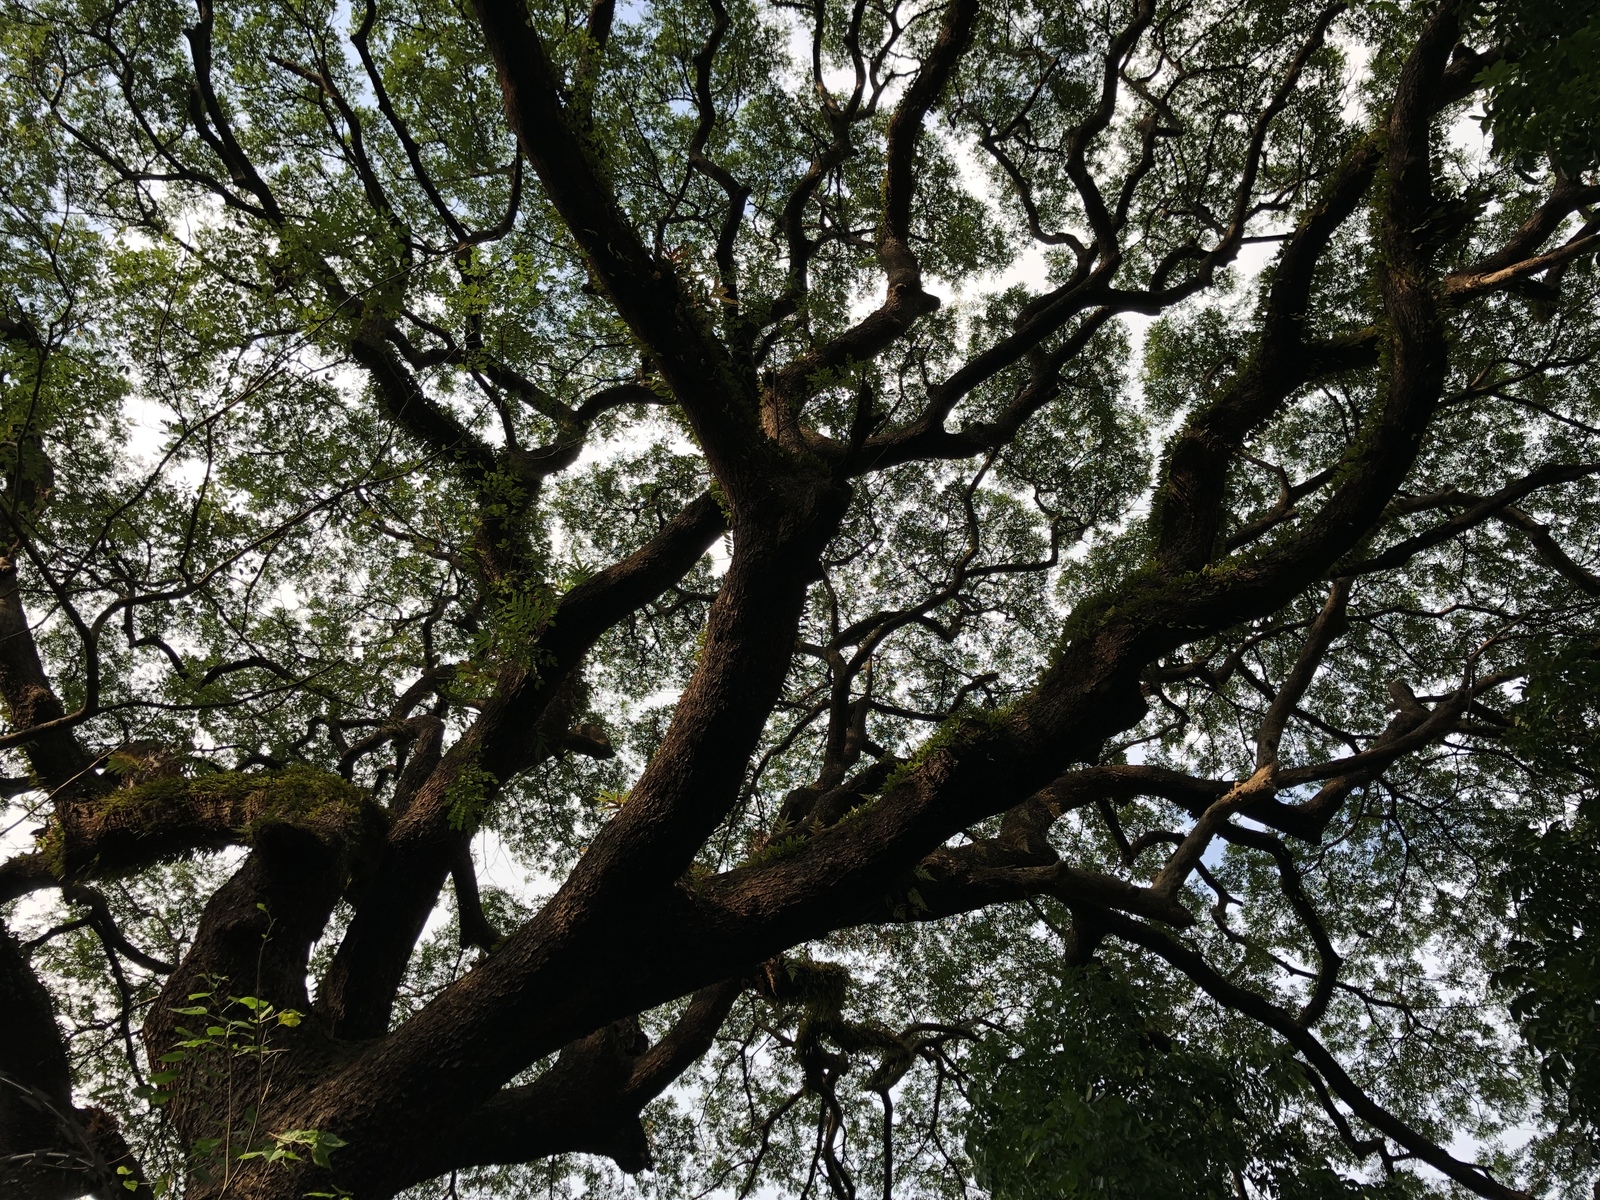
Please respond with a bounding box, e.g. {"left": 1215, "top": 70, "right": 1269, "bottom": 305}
{"left": 2, "top": 0, "right": 1599, "bottom": 1197}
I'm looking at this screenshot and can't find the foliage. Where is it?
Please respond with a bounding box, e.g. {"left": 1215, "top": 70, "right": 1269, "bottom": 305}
{"left": 1496, "top": 812, "right": 1600, "bottom": 1136}
{"left": 0, "top": 0, "right": 1597, "bottom": 1198}
{"left": 967, "top": 965, "right": 1422, "bottom": 1200}
{"left": 1474, "top": 0, "right": 1600, "bottom": 173}
{"left": 135, "top": 981, "right": 348, "bottom": 1196}
{"left": 1493, "top": 641, "right": 1600, "bottom": 1136}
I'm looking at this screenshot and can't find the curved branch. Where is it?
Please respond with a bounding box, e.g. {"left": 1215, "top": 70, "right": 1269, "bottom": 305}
{"left": 1098, "top": 909, "right": 1530, "bottom": 1200}
{"left": 1342, "top": 463, "right": 1600, "bottom": 577}
{"left": 315, "top": 491, "right": 726, "bottom": 1038}
{"left": 471, "top": 0, "right": 763, "bottom": 496}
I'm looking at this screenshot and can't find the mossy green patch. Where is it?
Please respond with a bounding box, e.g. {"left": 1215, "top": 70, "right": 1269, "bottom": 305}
{"left": 230, "top": 765, "right": 367, "bottom": 836}
{"left": 42, "top": 766, "right": 369, "bottom": 881}
{"left": 878, "top": 703, "right": 1016, "bottom": 797}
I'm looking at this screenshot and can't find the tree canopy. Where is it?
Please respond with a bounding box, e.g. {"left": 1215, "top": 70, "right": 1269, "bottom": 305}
{"left": 1, "top": 0, "right": 1599, "bottom": 1197}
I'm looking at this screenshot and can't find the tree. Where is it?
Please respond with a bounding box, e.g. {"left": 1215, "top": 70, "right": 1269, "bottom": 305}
{"left": 1, "top": 0, "right": 1598, "bottom": 1195}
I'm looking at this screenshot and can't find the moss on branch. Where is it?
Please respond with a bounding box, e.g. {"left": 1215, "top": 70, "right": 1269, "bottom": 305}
{"left": 42, "top": 766, "right": 377, "bottom": 881}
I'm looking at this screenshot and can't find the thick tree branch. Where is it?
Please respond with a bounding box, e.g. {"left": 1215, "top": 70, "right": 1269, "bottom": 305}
{"left": 1, "top": 927, "right": 151, "bottom": 1199}
{"left": 1496, "top": 504, "right": 1600, "bottom": 595}
{"left": 0, "top": 558, "right": 94, "bottom": 793}
{"left": 398, "top": 980, "right": 742, "bottom": 1186}
{"left": 45, "top": 768, "right": 378, "bottom": 885}
{"left": 316, "top": 491, "right": 726, "bottom": 1038}
{"left": 868, "top": 846, "right": 1197, "bottom": 929}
